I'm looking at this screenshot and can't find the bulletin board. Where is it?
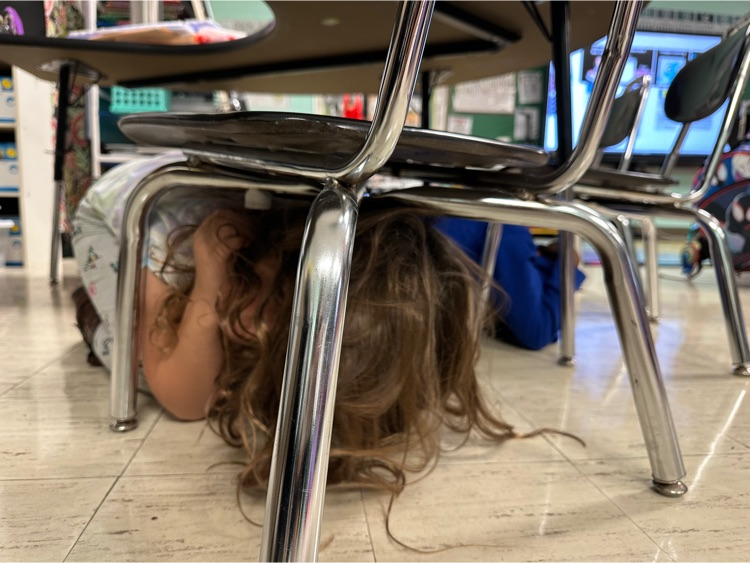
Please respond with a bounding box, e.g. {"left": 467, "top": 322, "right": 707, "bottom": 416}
{"left": 443, "top": 65, "right": 549, "bottom": 147}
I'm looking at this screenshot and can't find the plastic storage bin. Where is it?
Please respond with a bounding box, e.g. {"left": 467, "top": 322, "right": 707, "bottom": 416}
{"left": 110, "top": 86, "right": 170, "bottom": 114}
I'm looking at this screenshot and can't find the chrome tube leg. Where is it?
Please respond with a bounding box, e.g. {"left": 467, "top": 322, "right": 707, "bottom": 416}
{"left": 558, "top": 229, "right": 577, "bottom": 366}
{"left": 584, "top": 208, "right": 686, "bottom": 495}
{"left": 49, "top": 180, "right": 64, "bottom": 285}
{"left": 612, "top": 215, "right": 651, "bottom": 319}
{"left": 480, "top": 223, "right": 503, "bottom": 318}
{"left": 383, "top": 188, "right": 687, "bottom": 494}
{"left": 691, "top": 208, "right": 750, "bottom": 376}
{"left": 615, "top": 215, "right": 639, "bottom": 269}
{"left": 641, "top": 217, "right": 661, "bottom": 323}
{"left": 552, "top": 208, "right": 685, "bottom": 492}
{"left": 109, "top": 183, "right": 167, "bottom": 433}
{"left": 110, "top": 160, "right": 253, "bottom": 432}
{"left": 50, "top": 64, "right": 72, "bottom": 285}
{"left": 260, "top": 185, "right": 360, "bottom": 562}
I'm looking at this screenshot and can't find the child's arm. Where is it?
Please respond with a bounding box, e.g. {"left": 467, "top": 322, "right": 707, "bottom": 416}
{"left": 433, "top": 217, "right": 585, "bottom": 350}
{"left": 495, "top": 226, "right": 585, "bottom": 350}
{"left": 140, "top": 211, "right": 246, "bottom": 421}
{"left": 140, "top": 270, "right": 224, "bottom": 420}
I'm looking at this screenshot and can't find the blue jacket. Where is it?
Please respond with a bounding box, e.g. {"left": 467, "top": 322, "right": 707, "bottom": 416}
{"left": 435, "top": 217, "right": 586, "bottom": 351}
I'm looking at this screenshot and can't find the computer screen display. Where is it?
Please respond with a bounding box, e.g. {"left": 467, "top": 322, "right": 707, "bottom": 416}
{"left": 544, "top": 31, "right": 725, "bottom": 157}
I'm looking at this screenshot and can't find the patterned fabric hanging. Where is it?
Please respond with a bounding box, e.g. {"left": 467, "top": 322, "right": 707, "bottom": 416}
{"left": 46, "top": 0, "right": 91, "bottom": 238}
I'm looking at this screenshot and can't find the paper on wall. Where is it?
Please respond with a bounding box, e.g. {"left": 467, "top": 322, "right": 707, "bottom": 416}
{"left": 243, "top": 93, "right": 292, "bottom": 111}
{"left": 452, "top": 75, "right": 516, "bottom": 114}
{"left": 517, "top": 70, "right": 544, "bottom": 105}
{"left": 447, "top": 114, "right": 474, "bottom": 135}
{"left": 513, "top": 108, "right": 540, "bottom": 141}
{"left": 431, "top": 86, "right": 449, "bottom": 131}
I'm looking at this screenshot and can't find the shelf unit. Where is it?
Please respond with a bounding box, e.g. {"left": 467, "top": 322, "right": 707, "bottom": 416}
{"left": 0, "top": 63, "right": 21, "bottom": 266}
{"left": 1, "top": 64, "right": 57, "bottom": 274}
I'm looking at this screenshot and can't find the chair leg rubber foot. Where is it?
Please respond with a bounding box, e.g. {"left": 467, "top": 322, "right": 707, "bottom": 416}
{"left": 110, "top": 418, "right": 138, "bottom": 433}
{"left": 558, "top": 355, "right": 576, "bottom": 367}
{"left": 652, "top": 479, "right": 687, "bottom": 497}
{"left": 732, "top": 363, "right": 750, "bottom": 377}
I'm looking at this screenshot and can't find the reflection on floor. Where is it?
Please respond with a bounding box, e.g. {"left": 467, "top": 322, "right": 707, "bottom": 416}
{"left": 1, "top": 260, "right": 749, "bottom": 562}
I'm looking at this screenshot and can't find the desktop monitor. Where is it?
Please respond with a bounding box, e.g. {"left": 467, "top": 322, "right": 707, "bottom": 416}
{"left": 544, "top": 31, "right": 724, "bottom": 159}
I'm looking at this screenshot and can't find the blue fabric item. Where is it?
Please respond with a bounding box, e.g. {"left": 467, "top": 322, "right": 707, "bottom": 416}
{"left": 435, "top": 217, "right": 586, "bottom": 351}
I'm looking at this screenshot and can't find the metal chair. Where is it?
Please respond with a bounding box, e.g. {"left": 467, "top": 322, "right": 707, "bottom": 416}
{"left": 584, "top": 74, "right": 663, "bottom": 323}
{"left": 109, "top": 2, "right": 688, "bottom": 561}
{"left": 374, "top": 0, "right": 687, "bottom": 503}
{"left": 481, "top": 74, "right": 663, "bottom": 324}
{"left": 573, "top": 17, "right": 750, "bottom": 376}
{"left": 112, "top": 4, "right": 440, "bottom": 560}
{"left": 593, "top": 74, "right": 653, "bottom": 172}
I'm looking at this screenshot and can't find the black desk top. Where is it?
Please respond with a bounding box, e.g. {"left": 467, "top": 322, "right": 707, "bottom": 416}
{"left": 0, "top": 1, "right": 615, "bottom": 93}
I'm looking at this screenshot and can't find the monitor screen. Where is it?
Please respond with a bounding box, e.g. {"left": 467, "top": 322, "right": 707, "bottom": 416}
{"left": 544, "top": 31, "right": 725, "bottom": 157}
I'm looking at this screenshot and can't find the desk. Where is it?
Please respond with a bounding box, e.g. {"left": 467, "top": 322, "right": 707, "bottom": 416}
{"left": 0, "top": 0, "right": 616, "bottom": 282}
{"left": 0, "top": 1, "right": 615, "bottom": 93}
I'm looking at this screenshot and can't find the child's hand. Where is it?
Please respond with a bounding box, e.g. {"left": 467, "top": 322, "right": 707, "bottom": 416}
{"left": 192, "top": 210, "right": 248, "bottom": 298}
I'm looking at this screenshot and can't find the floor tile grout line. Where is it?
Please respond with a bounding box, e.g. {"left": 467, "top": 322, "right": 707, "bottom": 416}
{"left": 62, "top": 408, "right": 165, "bottom": 562}
{"left": 358, "top": 487, "right": 379, "bottom": 563}
{"left": 540, "top": 435, "right": 680, "bottom": 563}
{"left": 61, "top": 473, "right": 122, "bottom": 563}
{"left": 0, "top": 475, "right": 124, "bottom": 483}
{"left": 0, "top": 345, "right": 82, "bottom": 399}
{"left": 0, "top": 466, "right": 245, "bottom": 483}
{"left": 572, "top": 467, "right": 680, "bottom": 563}
{"left": 727, "top": 434, "right": 750, "bottom": 450}
{"left": 497, "top": 388, "right": 682, "bottom": 563}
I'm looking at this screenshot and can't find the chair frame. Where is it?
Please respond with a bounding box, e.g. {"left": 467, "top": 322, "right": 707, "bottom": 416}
{"left": 593, "top": 74, "right": 653, "bottom": 171}
{"left": 574, "top": 20, "right": 750, "bottom": 376}
{"left": 107, "top": 2, "right": 688, "bottom": 561}
{"left": 113, "top": 4, "right": 436, "bottom": 561}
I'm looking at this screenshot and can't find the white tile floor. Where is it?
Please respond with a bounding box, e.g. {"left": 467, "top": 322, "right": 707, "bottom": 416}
{"left": 1, "top": 259, "right": 750, "bottom": 562}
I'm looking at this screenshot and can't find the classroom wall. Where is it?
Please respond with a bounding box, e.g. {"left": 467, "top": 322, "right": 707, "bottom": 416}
{"left": 649, "top": 1, "right": 748, "bottom": 17}
{"left": 208, "top": 1, "right": 274, "bottom": 23}
{"left": 439, "top": 67, "right": 550, "bottom": 146}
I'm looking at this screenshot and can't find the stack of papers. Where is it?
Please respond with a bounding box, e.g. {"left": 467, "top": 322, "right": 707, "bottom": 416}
{"left": 68, "top": 19, "right": 246, "bottom": 45}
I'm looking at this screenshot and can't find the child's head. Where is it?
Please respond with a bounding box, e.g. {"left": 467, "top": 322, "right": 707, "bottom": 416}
{"left": 159, "top": 197, "right": 515, "bottom": 493}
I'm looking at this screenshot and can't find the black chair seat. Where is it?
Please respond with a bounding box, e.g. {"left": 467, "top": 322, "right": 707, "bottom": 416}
{"left": 579, "top": 167, "right": 678, "bottom": 192}
{"left": 119, "top": 112, "right": 549, "bottom": 172}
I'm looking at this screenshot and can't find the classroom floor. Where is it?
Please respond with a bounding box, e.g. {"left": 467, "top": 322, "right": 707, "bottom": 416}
{"left": 1, "top": 257, "right": 749, "bottom": 562}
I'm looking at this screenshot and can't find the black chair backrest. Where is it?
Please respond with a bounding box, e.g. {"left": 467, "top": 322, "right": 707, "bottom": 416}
{"left": 665, "top": 23, "right": 750, "bottom": 124}
{"left": 600, "top": 76, "right": 648, "bottom": 149}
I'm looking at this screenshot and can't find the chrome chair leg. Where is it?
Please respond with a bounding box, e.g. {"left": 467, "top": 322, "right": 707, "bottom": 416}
{"left": 50, "top": 180, "right": 64, "bottom": 285}
{"left": 558, "top": 180, "right": 577, "bottom": 367}
{"left": 612, "top": 204, "right": 750, "bottom": 376}
{"left": 614, "top": 215, "right": 639, "bottom": 269}
{"left": 110, "top": 176, "right": 168, "bottom": 433}
{"left": 691, "top": 208, "right": 750, "bottom": 376}
{"left": 559, "top": 230, "right": 577, "bottom": 366}
{"left": 612, "top": 214, "right": 651, "bottom": 321}
{"left": 260, "top": 184, "right": 361, "bottom": 562}
{"left": 385, "top": 187, "right": 687, "bottom": 495}
{"left": 110, "top": 159, "right": 261, "bottom": 432}
{"left": 480, "top": 222, "right": 503, "bottom": 320}
{"left": 587, "top": 203, "right": 660, "bottom": 324}
{"left": 641, "top": 217, "right": 661, "bottom": 323}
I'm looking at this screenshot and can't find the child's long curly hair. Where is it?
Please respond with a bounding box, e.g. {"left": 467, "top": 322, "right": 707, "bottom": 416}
{"left": 155, "top": 196, "right": 516, "bottom": 496}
